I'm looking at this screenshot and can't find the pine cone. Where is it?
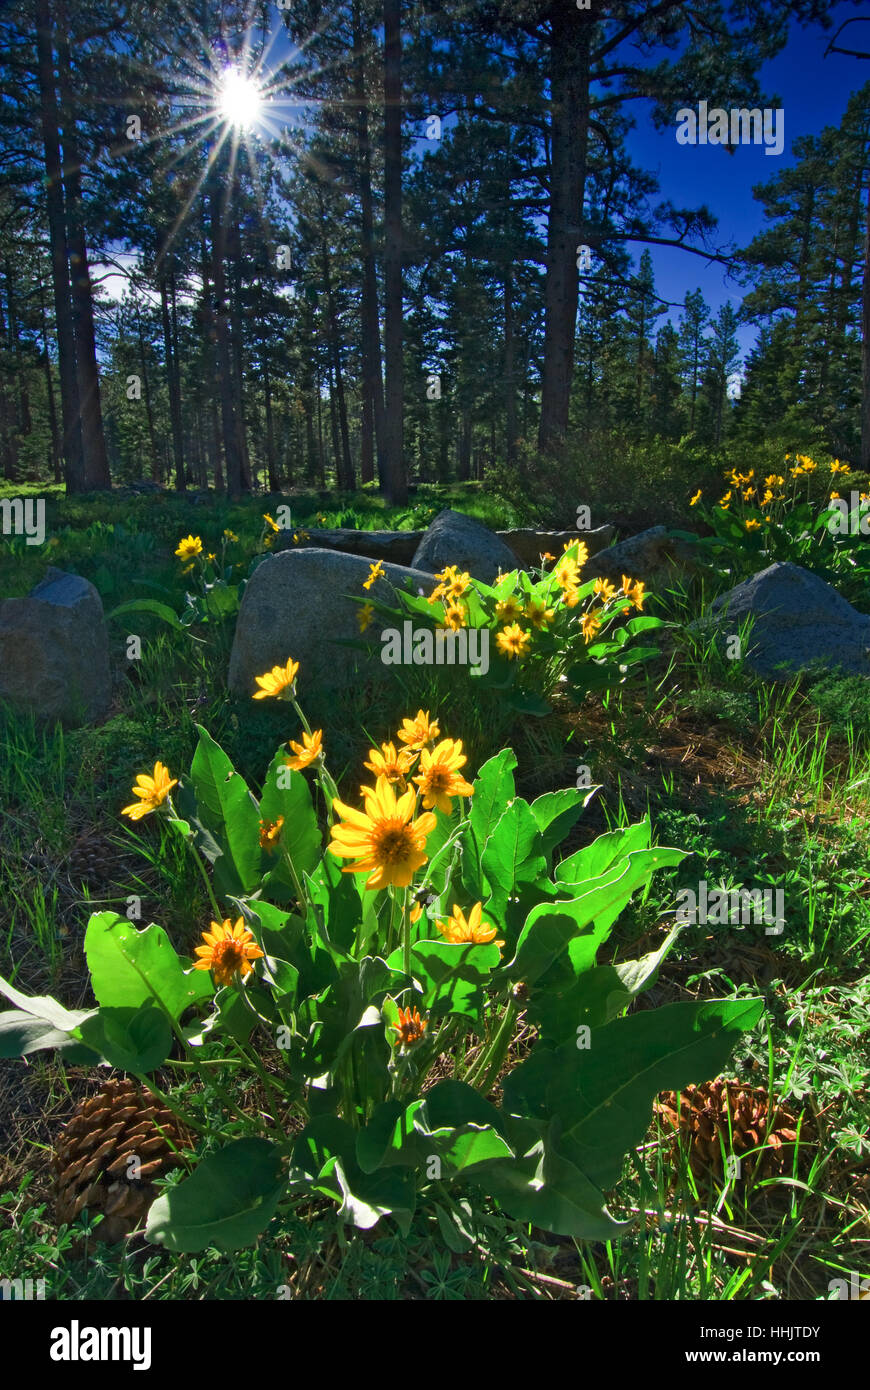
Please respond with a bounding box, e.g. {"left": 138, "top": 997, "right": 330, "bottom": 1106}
{"left": 67, "top": 830, "right": 117, "bottom": 888}
{"left": 53, "top": 1078, "right": 190, "bottom": 1243}
{"left": 654, "top": 1078, "right": 813, "bottom": 1182}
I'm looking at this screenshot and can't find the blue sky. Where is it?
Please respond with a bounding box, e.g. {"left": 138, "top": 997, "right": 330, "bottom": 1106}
{"left": 625, "top": 3, "right": 870, "bottom": 361}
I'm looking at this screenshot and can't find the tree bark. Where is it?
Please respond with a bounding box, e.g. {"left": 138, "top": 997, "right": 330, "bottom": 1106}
{"left": 856, "top": 184, "right": 861, "bottom": 469}
{"left": 55, "top": 0, "right": 110, "bottom": 488}
{"left": 210, "top": 176, "right": 243, "bottom": 498}
{"left": 133, "top": 296, "right": 159, "bottom": 478}
{"left": 34, "top": 0, "right": 84, "bottom": 490}
{"left": 319, "top": 212, "right": 354, "bottom": 490}
{"left": 537, "top": 11, "right": 592, "bottom": 454}
{"left": 381, "top": 0, "right": 407, "bottom": 502}
{"left": 263, "top": 356, "right": 280, "bottom": 492}
{"left": 504, "top": 262, "right": 517, "bottom": 464}
{"left": 38, "top": 275, "right": 62, "bottom": 482}
{"left": 159, "top": 275, "right": 184, "bottom": 488}
{"left": 228, "top": 204, "right": 252, "bottom": 491}
{"left": 353, "top": 0, "right": 385, "bottom": 487}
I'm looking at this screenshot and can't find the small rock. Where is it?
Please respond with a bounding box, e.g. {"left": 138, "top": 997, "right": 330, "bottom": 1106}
{"left": 702, "top": 561, "right": 870, "bottom": 680}
{"left": 500, "top": 525, "right": 615, "bottom": 567}
{"left": 0, "top": 568, "right": 111, "bottom": 725}
{"left": 273, "top": 527, "right": 422, "bottom": 566}
{"left": 584, "top": 525, "right": 698, "bottom": 587}
{"left": 228, "top": 547, "right": 438, "bottom": 697}
{"left": 411, "top": 508, "right": 518, "bottom": 582}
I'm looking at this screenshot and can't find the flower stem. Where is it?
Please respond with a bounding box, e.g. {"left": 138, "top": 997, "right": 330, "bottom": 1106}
{"left": 464, "top": 998, "right": 518, "bottom": 1094}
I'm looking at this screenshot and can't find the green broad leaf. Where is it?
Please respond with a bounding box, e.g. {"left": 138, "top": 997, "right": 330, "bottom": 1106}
{"left": 78, "top": 1004, "right": 173, "bottom": 1072}
{"left": 146, "top": 1138, "right": 285, "bottom": 1253}
{"left": 303, "top": 854, "right": 360, "bottom": 958}
{"left": 527, "top": 926, "right": 683, "bottom": 1043}
{"left": 462, "top": 749, "right": 517, "bottom": 896}
{"left": 503, "top": 998, "right": 765, "bottom": 1194}
{"left": 289, "top": 1116, "right": 415, "bottom": 1234}
{"left": 260, "top": 956, "right": 299, "bottom": 1004}
{"left": 555, "top": 820, "right": 651, "bottom": 888}
{"left": 233, "top": 900, "right": 303, "bottom": 956}
{"left": 626, "top": 615, "right": 665, "bottom": 637}
{"left": 503, "top": 688, "right": 551, "bottom": 717}
{"left": 299, "top": 957, "right": 396, "bottom": 1099}
{"left": 329, "top": 1157, "right": 416, "bottom": 1234}
{"left": 618, "top": 645, "right": 660, "bottom": 667}
{"left": 106, "top": 598, "right": 182, "bottom": 629}
{"left": 259, "top": 750, "right": 323, "bottom": 880}
{"left": 290, "top": 1115, "right": 357, "bottom": 1182}
{"left": 480, "top": 799, "right": 547, "bottom": 914}
{"left": 84, "top": 913, "right": 212, "bottom": 1022}
{"left": 386, "top": 939, "right": 501, "bottom": 1023}
{"left": 528, "top": 789, "right": 588, "bottom": 867}
{"left": 480, "top": 1119, "right": 630, "bottom": 1241}
{"left": 0, "top": 974, "right": 96, "bottom": 1033}
{"left": 189, "top": 726, "right": 261, "bottom": 898}
{"left": 237, "top": 900, "right": 336, "bottom": 1001}
{"left": 417, "top": 802, "right": 462, "bottom": 900}
{"left": 357, "top": 1083, "right": 512, "bottom": 1176}
{"left": 434, "top": 1201, "right": 476, "bottom": 1253}
{"left": 0, "top": 1011, "right": 99, "bottom": 1062}
{"left": 511, "top": 847, "right": 686, "bottom": 985}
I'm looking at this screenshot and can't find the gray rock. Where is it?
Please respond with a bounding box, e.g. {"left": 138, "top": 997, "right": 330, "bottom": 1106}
{"left": 411, "top": 508, "right": 519, "bottom": 582}
{"left": 703, "top": 561, "right": 870, "bottom": 680}
{"left": 0, "top": 568, "right": 111, "bottom": 725}
{"left": 584, "top": 525, "right": 698, "bottom": 588}
{"left": 500, "top": 525, "right": 615, "bottom": 568}
{"left": 273, "top": 527, "right": 422, "bottom": 566}
{"left": 271, "top": 518, "right": 618, "bottom": 575}
{"left": 228, "top": 547, "right": 438, "bottom": 697}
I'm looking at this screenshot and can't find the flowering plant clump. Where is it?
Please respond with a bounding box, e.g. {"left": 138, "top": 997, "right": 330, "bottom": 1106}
{"left": 351, "top": 541, "right": 665, "bottom": 713}
{"left": 680, "top": 455, "right": 870, "bottom": 593}
{"left": 0, "top": 659, "right": 761, "bottom": 1252}
{"left": 112, "top": 530, "right": 247, "bottom": 635}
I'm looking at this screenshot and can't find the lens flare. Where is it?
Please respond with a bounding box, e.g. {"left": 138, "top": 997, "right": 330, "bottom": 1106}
{"left": 219, "top": 67, "right": 263, "bottom": 130}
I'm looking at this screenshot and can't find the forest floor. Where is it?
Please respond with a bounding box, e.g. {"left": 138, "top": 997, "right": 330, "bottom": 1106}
{"left": 1, "top": 485, "right": 868, "bottom": 1300}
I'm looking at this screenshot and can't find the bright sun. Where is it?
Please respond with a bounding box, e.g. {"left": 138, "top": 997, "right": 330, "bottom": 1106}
{"left": 218, "top": 68, "right": 263, "bottom": 130}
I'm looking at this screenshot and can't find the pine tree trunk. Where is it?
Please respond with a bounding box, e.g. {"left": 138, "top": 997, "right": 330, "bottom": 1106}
{"left": 228, "top": 207, "right": 251, "bottom": 492}
{"left": 319, "top": 218, "right": 354, "bottom": 490}
{"left": 39, "top": 278, "right": 62, "bottom": 481}
{"left": 34, "top": 0, "right": 84, "bottom": 491}
{"left": 538, "top": 11, "right": 591, "bottom": 455}
{"left": 856, "top": 184, "right": 861, "bottom": 472}
{"left": 263, "top": 357, "right": 279, "bottom": 492}
{"left": 55, "top": 0, "right": 110, "bottom": 489}
{"left": 210, "top": 178, "right": 243, "bottom": 499}
{"left": 134, "top": 299, "right": 159, "bottom": 478}
{"left": 159, "top": 277, "right": 184, "bottom": 488}
{"left": 353, "top": 0, "right": 385, "bottom": 487}
{"left": 504, "top": 263, "right": 517, "bottom": 464}
{"left": 0, "top": 294, "right": 17, "bottom": 481}
{"left": 382, "top": 0, "right": 407, "bottom": 503}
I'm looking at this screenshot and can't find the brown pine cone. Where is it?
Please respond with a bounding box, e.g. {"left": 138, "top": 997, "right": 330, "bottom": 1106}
{"left": 53, "top": 1077, "right": 190, "bottom": 1243}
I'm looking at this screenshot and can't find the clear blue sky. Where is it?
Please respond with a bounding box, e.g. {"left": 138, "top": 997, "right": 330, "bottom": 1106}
{"left": 625, "top": 3, "right": 870, "bottom": 362}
